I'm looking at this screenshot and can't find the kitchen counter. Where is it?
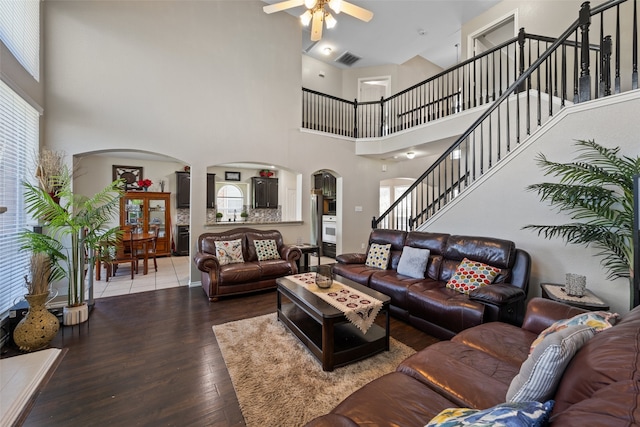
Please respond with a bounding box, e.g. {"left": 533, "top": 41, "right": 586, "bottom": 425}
{"left": 204, "top": 221, "right": 303, "bottom": 228}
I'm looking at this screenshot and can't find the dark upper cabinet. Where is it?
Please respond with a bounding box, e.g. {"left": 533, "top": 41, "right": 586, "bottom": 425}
{"left": 314, "top": 172, "right": 336, "bottom": 198}
{"left": 176, "top": 172, "right": 190, "bottom": 208}
{"left": 206, "top": 173, "right": 216, "bottom": 209}
{"left": 252, "top": 177, "right": 278, "bottom": 209}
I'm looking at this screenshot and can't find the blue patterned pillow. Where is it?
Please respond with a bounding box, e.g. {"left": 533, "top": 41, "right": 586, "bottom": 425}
{"left": 426, "top": 400, "right": 554, "bottom": 427}
{"left": 364, "top": 243, "right": 391, "bottom": 269}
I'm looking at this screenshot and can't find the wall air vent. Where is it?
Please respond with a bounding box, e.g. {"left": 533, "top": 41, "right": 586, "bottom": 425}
{"left": 335, "top": 51, "right": 362, "bottom": 66}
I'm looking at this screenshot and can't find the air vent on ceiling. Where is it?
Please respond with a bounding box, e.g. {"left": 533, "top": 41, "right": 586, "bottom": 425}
{"left": 335, "top": 51, "right": 362, "bottom": 67}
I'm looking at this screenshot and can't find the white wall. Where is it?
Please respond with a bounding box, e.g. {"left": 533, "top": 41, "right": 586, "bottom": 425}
{"left": 421, "top": 91, "right": 640, "bottom": 314}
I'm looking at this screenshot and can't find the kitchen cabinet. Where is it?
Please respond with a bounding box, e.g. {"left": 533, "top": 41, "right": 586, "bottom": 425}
{"left": 314, "top": 172, "right": 336, "bottom": 198}
{"left": 176, "top": 172, "right": 190, "bottom": 208}
{"left": 206, "top": 173, "right": 216, "bottom": 209}
{"left": 174, "top": 225, "right": 190, "bottom": 256}
{"left": 120, "top": 191, "right": 172, "bottom": 256}
{"left": 252, "top": 177, "right": 278, "bottom": 209}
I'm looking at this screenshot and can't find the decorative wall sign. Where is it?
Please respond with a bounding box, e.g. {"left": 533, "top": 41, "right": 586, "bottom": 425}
{"left": 225, "top": 171, "right": 241, "bottom": 181}
{"left": 113, "top": 165, "right": 143, "bottom": 190}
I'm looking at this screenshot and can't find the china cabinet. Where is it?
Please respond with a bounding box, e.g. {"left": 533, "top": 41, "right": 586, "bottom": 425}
{"left": 120, "top": 191, "right": 172, "bottom": 256}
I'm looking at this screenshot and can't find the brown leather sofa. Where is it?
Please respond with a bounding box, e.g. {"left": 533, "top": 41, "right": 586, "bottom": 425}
{"left": 193, "top": 228, "right": 301, "bottom": 301}
{"left": 334, "top": 229, "right": 531, "bottom": 338}
{"left": 306, "top": 297, "right": 640, "bottom": 426}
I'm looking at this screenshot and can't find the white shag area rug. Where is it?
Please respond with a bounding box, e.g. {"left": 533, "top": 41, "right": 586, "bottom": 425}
{"left": 213, "top": 313, "right": 416, "bottom": 427}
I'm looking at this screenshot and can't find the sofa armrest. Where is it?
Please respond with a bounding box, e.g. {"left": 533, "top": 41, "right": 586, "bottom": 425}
{"left": 469, "top": 283, "right": 526, "bottom": 306}
{"left": 281, "top": 245, "right": 302, "bottom": 264}
{"left": 193, "top": 251, "right": 220, "bottom": 273}
{"left": 304, "top": 414, "right": 359, "bottom": 427}
{"left": 336, "top": 253, "right": 367, "bottom": 264}
{"left": 520, "top": 297, "right": 588, "bottom": 334}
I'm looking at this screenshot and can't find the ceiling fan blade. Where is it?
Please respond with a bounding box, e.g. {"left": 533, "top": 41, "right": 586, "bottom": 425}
{"left": 310, "top": 9, "right": 323, "bottom": 41}
{"left": 263, "top": 0, "right": 304, "bottom": 14}
{"left": 340, "top": 1, "right": 373, "bottom": 22}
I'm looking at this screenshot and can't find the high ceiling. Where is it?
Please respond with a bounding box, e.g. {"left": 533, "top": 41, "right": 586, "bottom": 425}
{"left": 263, "top": 0, "right": 501, "bottom": 69}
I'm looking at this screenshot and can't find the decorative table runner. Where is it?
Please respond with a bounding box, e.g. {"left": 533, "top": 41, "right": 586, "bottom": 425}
{"left": 288, "top": 273, "right": 383, "bottom": 334}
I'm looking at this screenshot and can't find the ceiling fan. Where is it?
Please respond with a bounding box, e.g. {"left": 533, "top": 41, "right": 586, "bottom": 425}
{"left": 263, "top": 0, "right": 374, "bottom": 42}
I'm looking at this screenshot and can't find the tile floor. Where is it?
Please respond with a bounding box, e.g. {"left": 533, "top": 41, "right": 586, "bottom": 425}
{"left": 93, "top": 254, "right": 335, "bottom": 298}
{"left": 93, "top": 255, "right": 191, "bottom": 299}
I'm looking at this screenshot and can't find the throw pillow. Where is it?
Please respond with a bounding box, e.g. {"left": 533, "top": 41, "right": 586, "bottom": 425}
{"left": 214, "top": 239, "right": 244, "bottom": 266}
{"left": 446, "top": 258, "right": 501, "bottom": 295}
{"left": 506, "top": 325, "right": 596, "bottom": 403}
{"left": 364, "top": 243, "right": 391, "bottom": 269}
{"left": 426, "top": 400, "right": 554, "bottom": 427}
{"left": 254, "top": 239, "right": 280, "bottom": 261}
{"left": 397, "top": 246, "right": 430, "bottom": 279}
{"left": 529, "top": 310, "right": 619, "bottom": 353}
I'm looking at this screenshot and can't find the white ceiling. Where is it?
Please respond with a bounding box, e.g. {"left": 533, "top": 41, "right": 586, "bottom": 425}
{"left": 264, "top": 0, "right": 501, "bottom": 69}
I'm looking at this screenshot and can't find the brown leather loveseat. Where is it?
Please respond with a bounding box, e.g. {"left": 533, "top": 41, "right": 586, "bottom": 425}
{"left": 193, "top": 228, "right": 301, "bottom": 301}
{"left": 307, "top": 297, "right": 640, "bottom": 426}
{"left": 334, "top": 229, "right": 531, "bottom": 338}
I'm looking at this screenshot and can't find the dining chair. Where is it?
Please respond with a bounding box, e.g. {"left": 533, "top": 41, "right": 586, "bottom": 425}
{"left": 107, "top": 228, "right": 137, "bottom": 279}
{"left": 136, "top": 225, "right": 159, "bottom": 273}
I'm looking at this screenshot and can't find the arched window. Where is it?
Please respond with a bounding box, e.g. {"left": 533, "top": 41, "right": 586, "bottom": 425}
{"left": 217, "top": 185, "right": 244, "bottom": 221}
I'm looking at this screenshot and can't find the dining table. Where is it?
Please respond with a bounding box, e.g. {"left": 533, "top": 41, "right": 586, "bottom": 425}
{"left": 95, "top": 231, "right": 156, "bottom": 280}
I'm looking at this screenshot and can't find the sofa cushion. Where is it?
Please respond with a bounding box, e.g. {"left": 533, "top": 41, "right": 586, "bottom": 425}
{"left": 214, "top": 239, "right": 244, "bottom": 265}
{"left": 254, "top": 239, "right": 280, "bottom": 261}
{"left": 369, "top": 270, "right": 425, "bottom": 310}
{"left": 397, "top": 246, "right": 430, "bottom": 279}
{"left": 218, "top": 261, "right": 262, "bottom": 284}
{"left": 426, "top": 400, "right": 554, "bottom": 427}
{"left": 333, "top": 263, "right": 380, "bottom": 286}
{"left": 446, "top": 258, "right": 501, "bottom": 295}
{"left": 453, "top": 322, "right": 537, "bottom": 366}
{"left": 258, "top": 259, "right": 293, "bottom": 279}
{"left": 507, "top": 325, "right": 596, "bottom": 403}
{"left": 529, "top": 310, "right": 618, "bottom": 353}
{"left": 364, "top": 243, "right": 391, "bottom": 269}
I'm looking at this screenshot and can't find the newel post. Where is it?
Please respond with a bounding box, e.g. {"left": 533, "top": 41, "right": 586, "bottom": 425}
{"left": 579, "top": 1, "right": 592, "bottom": 102}
{"left": 353, "top": 98, "right": 359, "bottom": 138}
{"left": 517, "top": 28, "right": 526, "bottom": 93}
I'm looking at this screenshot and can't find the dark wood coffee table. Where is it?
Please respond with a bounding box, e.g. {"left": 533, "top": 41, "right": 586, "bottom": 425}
{"left": 276, "top": 274, "right": 390, "bottom": 371}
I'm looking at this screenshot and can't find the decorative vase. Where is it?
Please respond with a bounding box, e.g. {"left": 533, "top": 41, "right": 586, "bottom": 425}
{"left": 315, "top": 265, "right": 333, "bottom": 289}
{"left": 13, "top": 293, "right": 60, "bottom": 352}
{"left": 143, "top": 187, "right": 148, "bottom": 192}
{"left": 63, "top": 303, "right": 89, "bottom": 325}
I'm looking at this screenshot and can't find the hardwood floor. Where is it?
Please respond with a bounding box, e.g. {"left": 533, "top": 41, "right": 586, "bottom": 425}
{"left": 17, "top": 287, "right": 438, "bottom": 426}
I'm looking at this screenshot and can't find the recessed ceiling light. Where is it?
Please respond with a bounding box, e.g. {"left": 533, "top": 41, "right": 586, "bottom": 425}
{"left": 406, "top": 152, "right": 415, "bottom": 159}
{"left": 323, "top": 47, "right": 332, "bottom": 55}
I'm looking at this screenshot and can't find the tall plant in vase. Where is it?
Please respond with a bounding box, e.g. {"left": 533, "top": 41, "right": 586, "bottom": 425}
{"left": 524, "top": 140, "right": 640, "bottom": 308}
{"left": 20, "top": 166, "right": 124, "bottom": 324}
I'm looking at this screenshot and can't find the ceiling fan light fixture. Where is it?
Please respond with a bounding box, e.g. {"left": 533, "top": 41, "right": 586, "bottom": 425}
{"left": 300, "top": 10, "right": 312, "bottom": 26}
{"left": 324, "top": 12, "right": 337, "bottom": 29}
{"left": 328, "top": 0, "right": 342, "bottom": 14}
{"left": 304, "top": 0, "right": 318, "bottom": 9}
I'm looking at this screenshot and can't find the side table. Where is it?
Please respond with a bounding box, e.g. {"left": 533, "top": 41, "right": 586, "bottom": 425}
{"left": 292, "top": 244, "right": 320, "bottom": 272}
{"left": 540, "top": 283, "right": 609, "bottom": 311}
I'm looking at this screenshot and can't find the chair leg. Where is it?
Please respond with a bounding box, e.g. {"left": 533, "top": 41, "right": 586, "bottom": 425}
{"left": 130, "top": 261, "right": 134, "bottom": 279}
{"left": 153, "top": 255, "right": 157, "bottom": 272}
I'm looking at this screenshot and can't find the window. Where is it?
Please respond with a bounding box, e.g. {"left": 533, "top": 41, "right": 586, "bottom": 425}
{"left": 216, "top": 185, "right": 244, "bottom": 221}
{"left": 0, "top": 79, "right": 39, "bottom": 316}
{"left": 0, "top": 0, "right": 40, "bottom": 80}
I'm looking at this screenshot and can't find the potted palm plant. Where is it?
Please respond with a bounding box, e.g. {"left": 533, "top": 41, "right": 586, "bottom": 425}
{"left": 20, "top": 165, "right": 124, "bottom": 324}
{"left": 524, "top": 139, "right": 640, "bottom": 308}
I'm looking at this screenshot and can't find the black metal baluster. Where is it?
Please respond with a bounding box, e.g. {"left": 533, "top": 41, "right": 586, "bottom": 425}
{"left": 579, "top": 1, "right": 592, "bottom": 102}
{"left": 615, "top": 4, "right": 621, "bottom": 93}
{"left": 633, "top": 0, "right": 638, "bottom": 89}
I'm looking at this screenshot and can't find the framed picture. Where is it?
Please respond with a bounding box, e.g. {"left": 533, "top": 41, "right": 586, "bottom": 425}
{"left": 113, "top": 165, "right": 143, "bottom": 191}
{"left": 225, "top": 171, "right": 241, "bottom": 181}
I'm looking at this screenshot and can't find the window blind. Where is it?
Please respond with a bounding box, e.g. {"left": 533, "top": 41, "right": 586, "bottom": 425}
{"left": 0, "top": 0, "right": 40, "bottom": 81}
{"left": 0, "top": 79, "right": 39, "bottom": 317}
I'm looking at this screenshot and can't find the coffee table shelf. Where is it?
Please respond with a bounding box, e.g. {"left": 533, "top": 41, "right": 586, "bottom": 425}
{"left": 277, "top": 275, "right": 390, "bottom": 371}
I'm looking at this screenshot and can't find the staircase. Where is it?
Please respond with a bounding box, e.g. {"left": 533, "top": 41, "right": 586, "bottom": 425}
{"left": 302, "top": 0, "right": 638, "bottom": 232}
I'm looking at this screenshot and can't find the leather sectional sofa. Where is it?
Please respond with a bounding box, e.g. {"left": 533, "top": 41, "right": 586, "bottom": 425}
{"left": 333, "top": 229, "right": 531, "bottom": 339}
{"left": 193, "top": 228, "right": 301, "bottom": 301}
{"left": 306, "top": 297, "right": 640, "bottom": 426}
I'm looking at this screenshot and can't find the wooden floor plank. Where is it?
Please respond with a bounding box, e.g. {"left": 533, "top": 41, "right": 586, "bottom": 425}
{"left": 9, "top": 286, "right": 437, "bottom": 426}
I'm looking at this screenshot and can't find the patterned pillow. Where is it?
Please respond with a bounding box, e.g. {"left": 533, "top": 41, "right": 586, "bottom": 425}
{"left": 427, "top": 400, "right": 554, "bottom": 427}
{"left": 364, "top": 243, "right": 391, "bottom": 269}
{"left": 214, "top": 239, "right": 244, "bottom": 266}
{"left": 507, "top": 325, "right": 596, "bottom": 402}
{"left": 254, "top": 239, "right": 280, "bottom": 261}
{"left": 529, "top": 310, "right": 618, "bottom": 353}
{"left": 446, "top": 258, "right": 501, "bottom": 294}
